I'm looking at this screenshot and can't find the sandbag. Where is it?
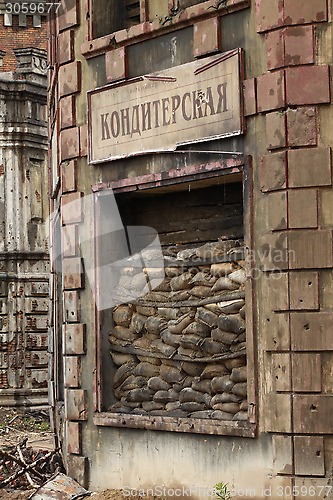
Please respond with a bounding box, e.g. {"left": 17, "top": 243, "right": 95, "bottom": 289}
{"left": 129, "top": 312, "right": 146, "bottom": 334}
{"left": 161, "top": 330, "right": 182, "bottom": 348}
{"left": 170, "top": 272, "right": 193, "bottom": 291}
{"left": 181, "top": 402, "right": 205, "bottom": 412}
{"left": 151, "top": 339, "right": 177, "bottom": 357}
{"left": 181, "top": 361, "right": 204, "bottom": 377}
{"left": 211, "top": 277, "right": 239, "bottom": 292}
{"left": 211, "top": 376, "right": 234, "bottom": 393}
{"left": 210, "top": 263, "right": 234, "bottom": 277}
{"left": 233, "top": 410, "right": 248, "bottom": 421}
{"left": 229, "top": 269, "right": 247, "bottom": 285}
{"left": 111, "top": 352, "right": 137, "bottom": 366}
{"left": 211, "top": 328, "right": 238, "bottom": 345}
{"left": 201, "top": 363, "right": 229, "bottom": 379}
{"left": 210, "top": 393, "right": 241, "bottom": 406}
{"left": 111, "top": 326, "right": 138, "bottom": 341}
{"left": 211, "top": 410, "right": 233, "bottom": 420}
{"left": 157, "top": 307, "right": 180, "bottom": 320}
{"left": 183, "top": 321, "right": 211, "bottom": 338}
{"left": 217, "top": 299, "right": 245, "bottom": 314}
{"left": 217, "top": 314, "right": 246, "bottom": 334}
{"left": 191, "top": 378, "right": 212, "bottom": 394}
{"left": 133, "top": 362, "right": 160, "bottom": 378}
{"left": 142, "top": 401, "right": 164, "bottom": 411}
{"left": 112, "top": 304, "right": 133, "bottom": 327}
{"left": 168, "top": 313, "right": 193, "bottom": 334}
{"left": 147, "top": 376, "right": 171, "bottom": 392}
{"left": 125, "top": 388, "right": 153, "bottom": 402}
{"left": 160, "top": 364, "right": 183, "bottom": 384}
{"left": 190, "top": 286, "right": 212, "bottom": 298}
{"left": 113, "top": 362, "right": 136, "bottom": 389}
{"left": 145, "top": 316, "right": 167, "bottom": 334}
{"left": 232, "top": 382, "right": 247, "bottom": 398}
{"left": 195, "top": 307, "right": 218, "bottom": 328}
{"left": 230, "top": 366, "right": 247, "bottom": 383}
{"left": 135, "top": 305, "right": 157, "bottom": 316}
{"left": 179, "top": 334, "right": 202, "bottom": 350}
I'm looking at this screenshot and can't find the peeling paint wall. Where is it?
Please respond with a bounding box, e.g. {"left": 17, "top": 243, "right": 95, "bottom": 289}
{"left": 0, "top": 23, "right": 49, "bottom": 406}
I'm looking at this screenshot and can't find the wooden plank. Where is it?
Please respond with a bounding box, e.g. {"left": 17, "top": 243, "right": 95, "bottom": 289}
{"left": 93, "top": 412, "right": 256, "bottom": 438}
{"left": 292, "top": 353, "right": 321, "bottom": 392}
{"left": 294, "top": 436, "right": 325, "bottom": 476}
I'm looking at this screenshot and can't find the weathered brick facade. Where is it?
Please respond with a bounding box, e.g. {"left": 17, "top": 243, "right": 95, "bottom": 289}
{"left": 49, "top": 0, "right": 333, "bottom": 497}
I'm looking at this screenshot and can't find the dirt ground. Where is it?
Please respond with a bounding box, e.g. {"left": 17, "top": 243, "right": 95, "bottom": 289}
{"left": 0, "top": 408, "right": 166, "bottom": 500}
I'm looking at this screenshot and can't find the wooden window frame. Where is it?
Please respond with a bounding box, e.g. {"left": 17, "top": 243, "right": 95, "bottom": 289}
{"left": 82, "top": 0, "right": 250, "bottom": 58}
{"left": 92, "top": 151, "right": 257, "bottom": 438}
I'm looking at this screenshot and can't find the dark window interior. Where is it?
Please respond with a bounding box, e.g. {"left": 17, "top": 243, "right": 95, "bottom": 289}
{"left": 92, "top": 0, "right": 140, "bottom": 39}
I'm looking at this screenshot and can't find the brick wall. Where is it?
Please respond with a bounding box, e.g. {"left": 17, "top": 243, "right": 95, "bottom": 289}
{"left": 0, "top": 15, "right": 47, "bottom": 71}
{"left": 243, "top": 0, "right": 333, "bottom": 491}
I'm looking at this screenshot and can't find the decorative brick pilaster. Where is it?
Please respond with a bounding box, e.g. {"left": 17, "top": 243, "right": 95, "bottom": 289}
{"left": 255, "top": 0, "right": 333, "bottom": 489}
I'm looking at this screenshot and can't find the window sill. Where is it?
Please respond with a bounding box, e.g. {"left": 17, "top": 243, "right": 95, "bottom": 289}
{"left": 93, "top": 412, "right": 257, "bottom": 437}
{"left": 81, "top": 0, "right": 250, "bottom": 60}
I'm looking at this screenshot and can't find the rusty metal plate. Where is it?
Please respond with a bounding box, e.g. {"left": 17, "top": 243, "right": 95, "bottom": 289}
{"left": 29, "top": 472, "right": 90, "bottom": 499}
{"left": 88, "top": 48, "right": 243, "bottom": 163}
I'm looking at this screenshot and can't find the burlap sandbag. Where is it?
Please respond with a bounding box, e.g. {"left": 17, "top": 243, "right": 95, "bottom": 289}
{"left": 181, "top": 361, "right": 204, "bottom": 377}
{"left": 113, "top": 362, "right": 136, "bottom": 389}
{"left": 211, "top": 410, "right": 233, "bottom": 420}
{"left": 160, "top": 364, "right": 183, "bottom": 384}
{"left": 191, "top": 378, "right": 212, "bottom": 394}
{"left": 211, "top": 393, "right": 241, "bottom": 406}
{"left": 129, "top": 312, "right": 146, "bottom": 334}
{"left": 224, "top": 357, "right": 246, "bottom": 370}
{"left": 145, "top": 316, "right": 167, "bottom": 334}
{"left": 125, "top": 388, "right": 154, "bottom": 402}
{"left": 190, "top": 286, "right": 212, "bottom": 298}
{"left": 112, "top": 304, "right": 133, "bottom": 327}
{"left": 135, "top": 305, "right": 157, "bottom": 316}
{"left": 165, "top": 401, "right": 181, "bottom": 411}
{"left": 120, "top": 375, "right": 147, "bottom": 391}
{"left": 111, "top": 325, "right": 138, "bottom": 342}
{"left": 179, "top": 333, "right": 202, "bottom": 350}
{"left": 157, "top": 307, "right": 180, "bottom": 320}
{"left": 111, "top": 352, "right": 137, "bottom": 366}
{"left": 233, "top": 410, "right": 248, "bottom": 421}
{"left": 230, "top": 366, "right": 247, "bottom": 383}
{"left": 170, "top": 272, "right": 193, "bottom": 291}
{"left": 232, "top": 382, "right": 247, "bottom": 398}
{"left": 217, "top": 299, "right": 245, "bottom": 314}
{"left": 161, "top": 330, "right": 182, "bottom": 348}
{"left": 151, "top": 339, "right": 177, "bottom": 357}
{"left": 137, "top": 356, "right": 161, "bottom": 365}
{"left": 182, "top": 321, "right": 211, "bottom": 338}
{"left": 190, "top": 272, "right": 216, "bottom": 287}
{"left": 195, "top": 307, "right": 218, "bottom": 328}
{"left": 229, "top": 269, "right": 247, "bottom": 285}
{"left": 211, "top": 376, "right": 234, "bottom": 393}
{"left": 210, "top": 262, "right": 234, "bottom": 277}
{"left": 153, "top": 389, "right": 178, "bottom": 404}
{"left": 168, "top": 313, "right": 193, "bottom": 334}
{"left": 240, "top": 401, "right": 248, "bottom": 411}
{"left": 211, "top": 327, "right": 238, "bottom": 345}
{"left": 201, "top": 363, "right": 229, "bottom": 379}
{"left": 190, "top": 410, "right": 214, "bottom": 418}
{"left": 201, "top": 338, "right": 227, "bottom": 355}
{"left": 217, "top": 314, "right": 246, "bottom": 334}
{"left": 211, "top": 277, "right": 239, "bottom": 292}
{"left": 133, "top": 362, "right": 160, "bottom": 378}
{"left": 142, "top": 401, "right": 164, "bottom": 411}
{"left": 180, "top": 402, "right": 205, "bottom": 412}
{"left": 212, "top": 402, "right": 240, "bottom": 414}
{"left": 148, "top": 376, "right": 170, "bottom": 392}
{"left": 179, "top": 388, "right": 211, "bottom": 406}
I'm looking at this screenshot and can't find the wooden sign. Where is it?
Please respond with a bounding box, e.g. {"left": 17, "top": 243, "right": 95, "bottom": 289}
{"left": 88, "top": 49, "right": 243, "bottom": 163}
